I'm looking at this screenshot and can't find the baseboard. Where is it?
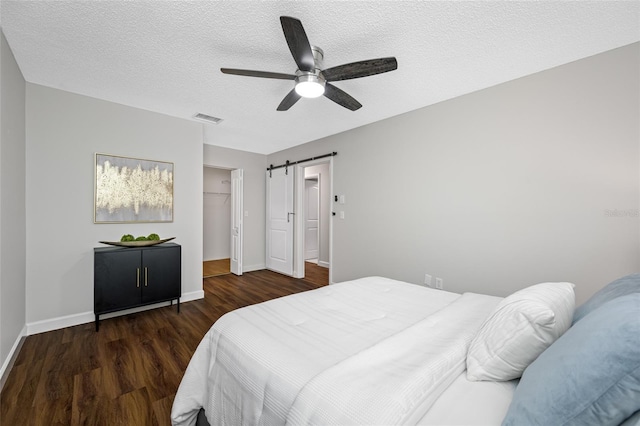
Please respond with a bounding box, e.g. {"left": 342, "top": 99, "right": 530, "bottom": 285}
{"left": 26, "top": 289, "right": 205, "bottom": 336}
{"left": 27, "top": 311, "right": 94, "bottom": 336}
{"left": 0, "top": 324, "right": 27, "bottom": 391}
{"left": 181, "top": 289, "right": 205, "bottom": 302}
{"left": 318, "top": 261, "right": 330, "bottom": 269}
{"left": 243, "top": 263, "right": 265, "bottom": 273}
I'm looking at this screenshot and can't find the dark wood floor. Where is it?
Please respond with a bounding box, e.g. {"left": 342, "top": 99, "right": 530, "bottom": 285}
{"left": 0, "top": 264, "right": 328, "bottom": 425}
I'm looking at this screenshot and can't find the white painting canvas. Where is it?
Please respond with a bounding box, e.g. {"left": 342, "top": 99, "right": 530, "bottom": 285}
{"left": 95, "top": 153, "right": 174, "bottom": 223}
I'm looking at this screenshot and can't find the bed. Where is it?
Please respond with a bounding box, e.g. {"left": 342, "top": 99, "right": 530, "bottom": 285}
{"left": 171, "top": 274, "right": 640, "bottom": 426}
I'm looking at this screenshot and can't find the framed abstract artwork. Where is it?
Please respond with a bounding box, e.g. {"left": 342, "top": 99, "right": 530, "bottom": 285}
{"left": 94, "top": 153, "right": 174, "bottom": 223}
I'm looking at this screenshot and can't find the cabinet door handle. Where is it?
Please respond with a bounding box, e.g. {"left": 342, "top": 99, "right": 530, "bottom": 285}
{"left": 144, "top": 267, "right": 148, "bottom": 287}
{"left": 136, "top": 268, "right": 140, "bottom": 288}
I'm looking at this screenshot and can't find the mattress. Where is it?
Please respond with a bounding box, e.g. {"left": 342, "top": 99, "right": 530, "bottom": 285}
{"left": 171, "top": 276, "right": 505, "bottom": 426}
{"left": 418, "top": 372, "right": 518, "bottom": 425}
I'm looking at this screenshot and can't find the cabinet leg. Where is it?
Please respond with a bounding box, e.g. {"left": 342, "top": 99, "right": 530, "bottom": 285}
{"left": 177, "top": 298, "right": 180, "bottom": 314}
{"left": 95, "top": 315, "right": 99, "bottom": 332}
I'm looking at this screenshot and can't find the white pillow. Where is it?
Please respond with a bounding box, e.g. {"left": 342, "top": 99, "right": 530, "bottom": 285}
{"left": 466, "top": 282, "right": 575, "bottom": 381}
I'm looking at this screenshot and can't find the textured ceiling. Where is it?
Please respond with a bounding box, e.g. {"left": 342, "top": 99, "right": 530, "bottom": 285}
{"left": 1, "top": 1, "right": 638, "bottom": 154}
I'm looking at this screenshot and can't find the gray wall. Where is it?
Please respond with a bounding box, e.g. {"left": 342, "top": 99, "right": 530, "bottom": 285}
{"left": 269, "top": 43, "right": 640, "bottom": 304}
{"left": 203, "top": 144, "right": 267, "bottom": 271}
{"left": 25, "top": 84, "right": 203, "bottom": 325}
{"left": 0, "top": 30, "right": 26, "bottom": 380}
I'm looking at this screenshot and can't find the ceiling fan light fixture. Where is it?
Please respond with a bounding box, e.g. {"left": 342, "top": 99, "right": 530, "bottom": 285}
{"left": 295, "top": 74, "right": 325, "bottom": 98}
{"left": 220, "top": 17, "right": 396, "bottom": 111}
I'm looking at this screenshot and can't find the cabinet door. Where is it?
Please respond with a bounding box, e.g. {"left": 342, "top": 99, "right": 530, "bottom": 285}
{"left": 95, "top": 250, "right": 142, "bottom": 313}
{"left": 141, "top": 246, "right": 181, "bottom": 304}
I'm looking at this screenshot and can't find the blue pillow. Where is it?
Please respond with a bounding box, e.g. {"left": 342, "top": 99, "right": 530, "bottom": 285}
{"left": 620, "top": 410, "right": 640, "bottom": 426}
{"left": 573, "top": 273, "right": 640, "bottom": 324}
{"left": 502, "top": 293, "right": 640, "bottom": 426}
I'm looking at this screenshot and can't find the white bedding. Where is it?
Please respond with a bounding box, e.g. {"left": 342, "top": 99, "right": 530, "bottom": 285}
{"left": 171, "top": 276, "right": 503, "bottom": 426}
{"left": 418, "top": 373, "right": 518, "bottom": 425}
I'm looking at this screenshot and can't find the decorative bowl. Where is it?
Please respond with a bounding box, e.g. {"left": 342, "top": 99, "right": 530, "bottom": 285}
{"left": 99, "top": 237, "right": 175, "bottom": 247}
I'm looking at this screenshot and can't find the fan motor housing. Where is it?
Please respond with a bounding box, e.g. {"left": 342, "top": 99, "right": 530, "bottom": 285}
{"left": 293, "top": 45, "right": 326, "bottom": 98}
{"left": 310, "top": 45, "right": 324, "bottom": 70}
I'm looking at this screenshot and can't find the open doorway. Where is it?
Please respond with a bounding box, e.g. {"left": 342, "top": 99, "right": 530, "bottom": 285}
{"left": 300, "top": 161, "right": 331, "bottom": 283}
{"left": 203, "top": 166, "right": 231, "bottom": 277}
{"left": 304, "top": 176, "right": 319, "bottom": 263}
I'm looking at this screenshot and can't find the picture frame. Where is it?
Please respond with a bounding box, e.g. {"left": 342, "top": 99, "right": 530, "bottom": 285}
{"left": 94, "top": 153, "right": 174, "bottom": 223}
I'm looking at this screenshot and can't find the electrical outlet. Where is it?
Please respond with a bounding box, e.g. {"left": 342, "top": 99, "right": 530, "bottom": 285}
{"left": 424, "top": 274, "right": 432, "bottom": 286}
{"left": 435, "top": 277, "right": 444, "bottom": 290}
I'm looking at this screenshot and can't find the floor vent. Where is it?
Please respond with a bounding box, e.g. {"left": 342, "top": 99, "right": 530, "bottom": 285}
{"left": 193, "top": 113, "right": 223, "bottom": 124}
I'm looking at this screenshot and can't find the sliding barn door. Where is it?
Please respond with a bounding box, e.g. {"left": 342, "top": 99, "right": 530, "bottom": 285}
{"left": 266, "top": 167, "right": 294, "bottom": 276}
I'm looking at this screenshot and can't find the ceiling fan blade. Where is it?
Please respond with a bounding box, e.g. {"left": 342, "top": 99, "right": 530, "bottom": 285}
{"left": 221, "top": 68, "right": 296, "bottom": 80}
{"left": 280, "top": 16, "right": 315, "bottom": 72}
{"left": 277, "top": 89, "right": 302, "bottom": 111}
{"left": 323, "top": 83, "right": 362, "bottom": 111}
{"left": 321, "top": 57, "right": 398, "bottom": 82}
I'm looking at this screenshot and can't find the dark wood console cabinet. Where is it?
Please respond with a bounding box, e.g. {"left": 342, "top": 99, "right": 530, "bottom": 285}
{"left": 94, "top": 243, "right": 181, "bottom": 331}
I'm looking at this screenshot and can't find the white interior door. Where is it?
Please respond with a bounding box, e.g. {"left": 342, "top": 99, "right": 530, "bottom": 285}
{"left": 230, "top": 169, "right": 243, "bottom": 275}
{"left": 304, "top": 178, "right": 319, "bottom": 260}
{"left": 266, "top": 167, "right": 294, "bottom": 275}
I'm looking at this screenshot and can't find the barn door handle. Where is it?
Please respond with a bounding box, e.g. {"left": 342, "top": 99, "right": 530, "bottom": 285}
{"left": 287, "top": 212, "right": 295, "bottom": 223}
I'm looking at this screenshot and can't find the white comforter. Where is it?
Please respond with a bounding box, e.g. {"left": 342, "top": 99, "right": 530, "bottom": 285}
{"left": 171, "top": 277, "right": 501, "bottom": 426}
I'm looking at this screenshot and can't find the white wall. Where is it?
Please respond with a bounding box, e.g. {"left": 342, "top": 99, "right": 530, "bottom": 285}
{"left": 0, "top": 29, "right": 26, "bottom": 382}
{"left": 25, "top": 84, "right": 203, "bottom": 327}
{"left": 203, "top": 144, "right": 267, "bottom": 272}
{"left": 269, "top": 43, "right": 640, "bottom": 304}
{"left": 203, "top": 166, "right": 231, "bottom": 261}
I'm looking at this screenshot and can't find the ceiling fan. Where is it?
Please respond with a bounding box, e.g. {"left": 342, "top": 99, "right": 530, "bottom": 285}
{"left": 221, "top": 16, "right": 398, "bottom": 111}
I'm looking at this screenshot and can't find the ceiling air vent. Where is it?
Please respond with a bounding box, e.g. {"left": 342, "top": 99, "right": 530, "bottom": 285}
{"left": 193, "top": 113, "right": 223, "bottom": 124}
